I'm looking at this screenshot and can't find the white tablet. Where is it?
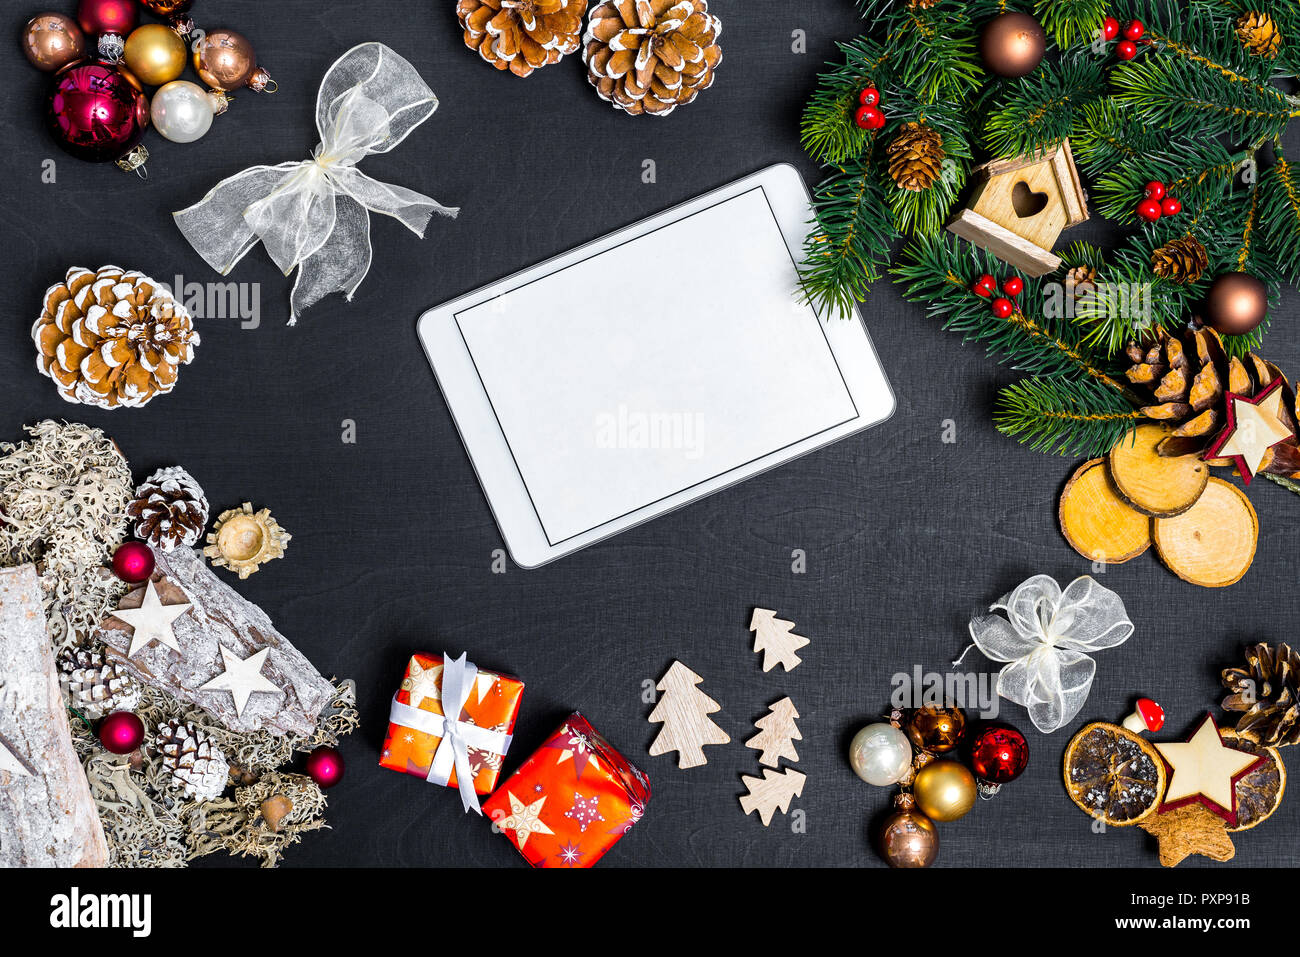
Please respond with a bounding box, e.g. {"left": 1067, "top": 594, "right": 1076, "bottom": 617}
{"left": 418, "top": 164, "right": 894, "bottom": 568}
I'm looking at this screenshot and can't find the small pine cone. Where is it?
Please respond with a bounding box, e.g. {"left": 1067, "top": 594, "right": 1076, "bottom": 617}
{"left": 886, "top": 122, "right": 945, "bottom": 191}
{"left": 456, "top": 0, "right": 588, "bottom": 78}
{"left": 1151, "top": 237, "right": 1209, "bottom": 284}
{"left": 127, "top": 466, "right": 210, "bottom": 552}
{"left": 1237, "top": 11, "right": 1281, "bottom": 58}
{"left": 154, "top": 719, "right": 230, "bottom": 802}
{"left": 1066, "top": 264, "right": 1098, "bottom": 295}
{"left": 57, "top": 646, "right": 141, "bottom": 719}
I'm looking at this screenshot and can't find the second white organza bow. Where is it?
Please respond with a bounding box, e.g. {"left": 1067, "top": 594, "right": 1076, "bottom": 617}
{"left": 962, "top": 575, "right": 1133, "bottom": 733}
{"left": 173, "top": 42, "right": 458, "bottom": 324}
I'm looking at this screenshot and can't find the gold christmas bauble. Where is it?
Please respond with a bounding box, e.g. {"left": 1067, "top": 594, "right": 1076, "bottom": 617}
{"left": 905, "top": 705, "right": 966, "bottom": 753}
{"left": 124, "top": 23, "right": 186, "bottom": 86}
{"left": 914, "top": 759, "right": 977, "bottom": 822}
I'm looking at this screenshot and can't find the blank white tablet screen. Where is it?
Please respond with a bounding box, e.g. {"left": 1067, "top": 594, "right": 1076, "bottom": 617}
{"left": 453, "top": 185, "right": 859, "bottom": 546}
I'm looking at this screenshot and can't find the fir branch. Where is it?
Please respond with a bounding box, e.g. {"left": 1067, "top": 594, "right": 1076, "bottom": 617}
{"left": 1071, "top": 98, "right": 1168, "bottom": 178}
{"left": 886, "top": 5, "right": 984, "bottom": 102}
{"left": 1264, "top": 473, "right": 1300, "bottom": 496}
{"left": 800, "top": 37, "right": 891, "bottom": 165}
{"left": 1260, "top": 155, "right": 1300, "bottom": 282}
{"left": 995, "top": 376, "right": 1142, "bottom": 456}
{"left": 1034, "top": 0, "right": 1108, "bottom": 49}
{"left": 984, "top": 56, "right": 1106, "bottom": 158}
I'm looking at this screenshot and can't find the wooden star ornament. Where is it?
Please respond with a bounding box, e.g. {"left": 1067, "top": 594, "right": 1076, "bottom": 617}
{"left": 1154, "top": 713, "right": 1264, "bottom": 826}
{"left": 111, "top": 579, "right": 192, "bottom": 657}
{"left": 1203, "top": 379, "right": 1294, "bottom": 484}
{"left": 197, "top": 646, "right": 283, "bottom": 718}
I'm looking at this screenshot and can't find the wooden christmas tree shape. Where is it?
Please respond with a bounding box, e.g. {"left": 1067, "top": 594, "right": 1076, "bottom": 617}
{"left": 97, "top": 547, "right": 335, "bottom": 736}
{"left": 0, "top": 564, "right": 108, "bottom": 867}
{"left": 648, "top": 660, "right": 730, "bottom": 769}
{"left": 1107, "top": 424, "right": 1208, "bottom": 517}
{"left": 750, "top": 608, "right": 809, "bottom": 672}
{"left": 745, "top": 697, "right": 802, "bottom": 768}
{"left": 1058, "top": 458, "right": 1150, "bottom": 564}
{"left": 1152, "top": 478, "right": 1258, "bottom": 588}
{"left": 739, "top": 767, "right": 807, "bottom": 826}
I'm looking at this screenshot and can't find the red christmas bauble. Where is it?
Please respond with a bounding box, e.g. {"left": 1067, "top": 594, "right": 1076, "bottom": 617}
{"left": 1136, "top": 198, "right": 1162, "bottom": 222}
{"left": 1144, "top": 181, "right": 1166, "bottom": 201}
{"left": 965, "top": 724, "right": 1029, "bottom": 785}
{"left": 305, "top": 745, "right": 345, "bottom": 788}
{"left": 1123, "top": 19, "right": 1145, "bottom": 41}
{"left": 76, "top": 0, "right": 137, "bottom": 38}
{"left": 991, "top": 297, "right": 1014, "bottom": 318}
{"left": 859, "top": 87, "right": 880, "bottom": 107}
{"left": 1002, "top": 276, "right": 1024, "bottom": 297}
{"left": 111, "top": 541, "right": 155, "bottom": 583}
{"left": 47, "top": 60, "right": 149, "bottom": 164}
{"left": 1116, "top": 40, "right": 1137, "bottom": 60}
{"left": 99, "top": 711, "right": 145, "bottom": 754}
{"left": 1102, "top": 17, "right": 1120, "bottom": 40}
{"left": 1161, "top": 197, "right": 1182, "bottom": 217}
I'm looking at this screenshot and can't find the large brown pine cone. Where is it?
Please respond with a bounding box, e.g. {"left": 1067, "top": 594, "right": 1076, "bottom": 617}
{"left": 1151, "top": 237, "right": 1209, "bottom": 284}
{"left": 583, "top": 0, "right": 723, "bottom": 117}
{"left": 1124, "top": 325, "right": 1300, "bottom": 474}
{"left": 32, "top": 266, "right": 199, "bottom": 410}
{"left": 1223, "top": 643, "right": 1300, "bottom": 748}
{"left": 1237, "top": 11, "right": 1281, "bottom": 58}
{"left": 886, "top": 123, "right": 945, "bottom": 191}
{"left": 128, "top": 466, "right": 210, "bottom": 552}
{"left": 456, "top": 0, "right": 587, "bottom": 77}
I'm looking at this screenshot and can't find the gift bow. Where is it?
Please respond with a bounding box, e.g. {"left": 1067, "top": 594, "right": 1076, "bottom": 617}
{"left": 173, "top": 42, "right": 458, "bottom": 325}
{"left": 388, "top": 651, "right": 512, "bottom": 814}
{"left": 960, "top": 575, "right": 1133, "bottom": 734}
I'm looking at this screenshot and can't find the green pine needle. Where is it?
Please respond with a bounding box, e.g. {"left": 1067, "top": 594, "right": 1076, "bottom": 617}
{"left": 996, "top": 376, "right": 1142, "bottom": 456}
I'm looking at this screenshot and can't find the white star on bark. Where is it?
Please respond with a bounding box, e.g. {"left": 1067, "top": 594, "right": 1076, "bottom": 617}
{"left": 112, "top": 580, "right": 192, "bottom": 657}
{"left": 198, "top": 646, "right": 283, "bottom": 717}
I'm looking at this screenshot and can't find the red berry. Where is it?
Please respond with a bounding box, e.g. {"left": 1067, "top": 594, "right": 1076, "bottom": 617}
{"left": 1136, "top": 198, "right": 1163, "bottom": 222}
{"left": 971, "top": 273, "right": 996, "bottom": 296}
{"left": 1116, "top": 40, "right": 1137, "bottom": 60}
{"left": 991, "top": 297, "right": 1015, "bottom": 318}
{"left": 859, "top": 87, "right": 880, "bottom": 107}
{"left": 1161, "top": 196, "right": 1182, "bottom": 216}
{"left": 1124, "top": 19, "right": 1144, "bottom": 41}
{"left": 1002, "top": 276, "right": 1024, "bottom": 297}
{"left": 1144, "top": 181, "right": 1166, "bottom": 201}
{"left": 854, "top": 105, "right": 882, "bottom": 130}
{"left": 1102, "top": 16, "right": 1120, "bottom": 40}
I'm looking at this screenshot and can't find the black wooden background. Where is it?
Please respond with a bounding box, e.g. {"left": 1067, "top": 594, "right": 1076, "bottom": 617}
{"left": 3, "top": 0, "right": 1297, "bottom": 867}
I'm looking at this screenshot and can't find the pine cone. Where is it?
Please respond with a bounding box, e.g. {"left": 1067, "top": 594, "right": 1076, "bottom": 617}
{"left": 32, "top": 266, "right": 199, "bottom": 410}
{"left": 154, "top": 719, "right": 230, "bottom": 802}
{"left": 1151, "top": 237, "right": 1209, "bottom": 284}
{"left": 1222, "top": 643, "right": 1300, "bottom": 747}
{"left": 1123, "top": 326, "right": 1300, "bottom": 473}
{"left": 886, "top": 123, "right": 945, "bottom": 191}
{"left": 57, "top": 646, "right": 142, "bottom": 719}
{"left": 456, "top": 0, "right": 587, "bottom": 78}
{"left": 128, "top": 467, "right": 210, "bottom": 552}
{"left": 1065, "top": 264, "right": 1098, "bottom": 295}
{"left": 1237, "top": 11, "right": 1281, "bottom": 58}
{"left": 583, "top": 0, "right": 724, "bottom": 117}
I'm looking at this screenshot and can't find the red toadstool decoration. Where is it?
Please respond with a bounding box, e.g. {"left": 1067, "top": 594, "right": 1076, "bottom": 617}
{"left": 1122, "top": 698, "right": 1165, "bottom": 735}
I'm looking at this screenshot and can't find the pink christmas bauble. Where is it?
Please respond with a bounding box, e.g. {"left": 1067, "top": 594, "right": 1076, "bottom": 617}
{"left": 99, "top": 711, "right": 145, "bottom": 754}
{"left": 111, "top": 541, "right": 155, "bottom": 583}
{"left": 47, "top": 60, "right": 148, "bottom": 164}
{"left": 76, "top": 0, "right": 137, "bottom": 38}
{"left": 305, "top": 746, "right": 345, "bottom": 788}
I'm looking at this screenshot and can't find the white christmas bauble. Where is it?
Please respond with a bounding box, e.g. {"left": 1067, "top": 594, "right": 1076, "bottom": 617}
{"left": 849, "top": 723, "right": 912, "bottom": 786}
{"left": 150, "top": 80, "right": 214, "bottom": 144}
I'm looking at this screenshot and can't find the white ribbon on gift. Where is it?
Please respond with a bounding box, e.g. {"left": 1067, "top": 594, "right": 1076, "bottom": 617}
{"left": 958, "top": 574, "right": 1133, "bottom": 734}
{"left": 388, "top": 651, "right": 512, "bottom": 815}
{"left": 173, "top": 42, "right": 459, "bottom": 325}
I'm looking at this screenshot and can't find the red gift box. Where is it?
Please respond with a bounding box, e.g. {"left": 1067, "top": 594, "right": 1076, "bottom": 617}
{"left": 483, "top": 712, "right": 650, "bottom": 867}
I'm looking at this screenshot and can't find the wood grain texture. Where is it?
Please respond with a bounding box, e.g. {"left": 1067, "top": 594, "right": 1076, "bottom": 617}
{"left": 1153, "top": 478, "right": 1259, "bottom": 588}
{"left": 1058, "top": 459, "right": 1150, "bottom": 563}
{"left": 648, "top": 660, "right": 730, "bottom": 769}
{"left": 1109, "top": 424, "right": 1209, "bottom": 517}
{"left": 739, "top": 767, "right": 806, "bottom": 826}
{"left": 745, "top": 696, "right": 801, "bottom": 768}
{"left": 0, "top": 564, "right": 107, "bottom": 867}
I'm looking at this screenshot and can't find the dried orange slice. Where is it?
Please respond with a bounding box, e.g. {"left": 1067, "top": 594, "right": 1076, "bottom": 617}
{"left": 1222, "top": 730, "right": 1286, "bottom": 832}
{"left": 1064, "top": 721, "right": 1166, "bottom": 826}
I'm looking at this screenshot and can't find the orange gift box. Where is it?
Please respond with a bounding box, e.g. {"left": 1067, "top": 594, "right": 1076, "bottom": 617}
{"left": 379, "top": 652, "right": 524, "bottom": 799}
{"left": 482, "top": 712, "right": 650, "bottom": 867}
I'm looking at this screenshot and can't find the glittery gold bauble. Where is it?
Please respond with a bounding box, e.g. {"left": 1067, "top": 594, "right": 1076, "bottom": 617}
{"left": 878, "top": 795, "right": 939, "bottom": 868}
{"left": 905, "top": 705, "right": 966, "bottom": 753}
{"left": 914, "top": 759, "right": 977, "bottom": 822}
{"left": 124, "top": 23, "right": 186, "bottom": 85}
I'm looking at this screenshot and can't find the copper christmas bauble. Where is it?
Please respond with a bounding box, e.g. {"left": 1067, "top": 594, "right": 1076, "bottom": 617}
{"left": 980, "top": 12, "right": 1046, "bottom": 78}
{"left": 904, "top": 705, "right": 966, "bottom": 753}
{"left": 140, "top": 0, "right": 194, "bottom": 14}
{"left": 194, "top": 28, "right": 258, "bottom": 91}
{"left": 914, "top": 759, "right": 977, "bottom": 822}
{"left": 878, "top": 805, "right": 939, "bottom": 868}
{"left": 124, "top": 24, "right": 187, "bottom": 86}
{"left": 22, "top": 13, "right": 86, "bottom": 72}
{"left": 1204, "top": 272, "right": 1269, "bottom": 337}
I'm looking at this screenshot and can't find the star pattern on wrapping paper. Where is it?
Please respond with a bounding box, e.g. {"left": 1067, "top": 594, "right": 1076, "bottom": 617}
{"left": 564, "top": 792, "right": 605, "bottom": 833}
{"left": 545, "top": 723, "right": 597, "bottom": 778}
{"left": 606, "top": 800, "right": 646, "bottom": 837}
{"left": 556, "top": 841, "right": 585, "bottom": 867}
{"left": 404, "top": 757, "right": 432, "bottom": 778}
{"left": 497, "top": 791, "right": 554, "bottom": 849}
{"left": 1204, "top": 379, "right": 1295, "bottom": 484}
{"left": 112, "top": 579, "right": 192, "bottom": 657}
{"left": 401, "top": 658, "right": 443, "bottom": 710}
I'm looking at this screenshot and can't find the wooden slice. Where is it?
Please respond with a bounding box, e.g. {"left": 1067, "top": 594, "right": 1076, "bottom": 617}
{"left": 1058, "top": 459, "right": 1151, "bottom": 563}
{"left": 1153, "top": 478, "right": 1258, "bottom": 588}
{"left": 1108, "top": 423, "right": 1209, "bottom": 517}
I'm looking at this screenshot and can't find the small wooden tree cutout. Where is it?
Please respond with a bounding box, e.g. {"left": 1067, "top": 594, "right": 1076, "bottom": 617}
{"left": 739, "top": 768, "right": 807, "bottom": 826}
{"left": 745, "top": 697, "right": 802, "bottom": 768}
{"left": 648, "top": 660, "right": 730, "bottom": 769}
{"left": 750, "top": 608, "right": 809, "bottom": 672}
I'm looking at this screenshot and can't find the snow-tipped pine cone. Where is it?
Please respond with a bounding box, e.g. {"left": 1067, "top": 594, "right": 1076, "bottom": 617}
{"left": 583, "top": 0, "right": 723, "bottom": 116}
{"left": 32, "top": 266, "right": 199, "bottom": 410}
{"left": 456, "top": 0, "right": 588, "bottom": 77}
{"left": 58, "top": 646, "right": 142, "bottom": 719}
{"left": 154, "top": 719, "right": 230, "bottom": 802}
{"left": 127, "top": 466, "right": 210, "bottom": 552}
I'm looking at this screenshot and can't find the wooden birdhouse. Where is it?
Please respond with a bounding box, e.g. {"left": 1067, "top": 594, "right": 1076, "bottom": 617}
{"left": 947, "top": 140, "right": 1089, "bottom": 276}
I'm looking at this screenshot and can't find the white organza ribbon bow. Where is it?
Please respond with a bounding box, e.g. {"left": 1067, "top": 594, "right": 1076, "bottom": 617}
{"left": 173, "top": 42, "right": 458, "bottom": 324}
{"left": 963, "top": 575, "right": 1133, "bottom": 734}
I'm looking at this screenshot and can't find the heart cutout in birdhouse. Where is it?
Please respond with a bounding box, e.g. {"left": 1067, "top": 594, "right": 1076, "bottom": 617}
{"left": 1012, "top": 180, "right": 1050, "bottom": 218}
